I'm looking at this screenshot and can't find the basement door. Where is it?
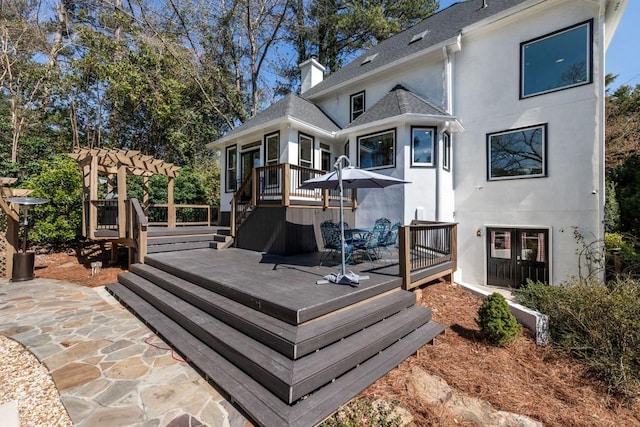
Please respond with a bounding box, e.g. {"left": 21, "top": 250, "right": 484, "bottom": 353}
{"left": 487, "top": 228, "right": 549, "bottom": 288}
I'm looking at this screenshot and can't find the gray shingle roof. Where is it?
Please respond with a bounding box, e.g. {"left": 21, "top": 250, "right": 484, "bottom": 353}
{"left": 217, "top": 93, "right": 340, "bottom": 141}
{"left": 302, "top": 0, "right": 528, "bottom": 98}
{"left": 347, "top": 85, "right": 453, "bottom": 128}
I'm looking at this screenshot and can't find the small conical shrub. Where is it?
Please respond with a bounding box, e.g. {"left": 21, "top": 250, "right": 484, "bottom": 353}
{"left": 476, "top": 292, "right": 521, "bottom": 347}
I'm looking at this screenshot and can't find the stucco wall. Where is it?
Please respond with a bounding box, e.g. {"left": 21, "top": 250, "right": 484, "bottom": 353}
{"left": 452, "top": 0, "right": 604, "bottom": 285}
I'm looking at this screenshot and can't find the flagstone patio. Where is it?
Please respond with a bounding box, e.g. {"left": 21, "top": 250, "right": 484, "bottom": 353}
{"left": 0, "top": 278, "right": 248, "bottom": 427}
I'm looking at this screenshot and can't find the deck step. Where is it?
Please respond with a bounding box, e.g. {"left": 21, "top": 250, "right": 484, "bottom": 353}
{"left": 148, "top": 234, "right": 217, "bottom": 245}
{"left": 147, "top": 240, "right": 214, "bottom": 253}
{"left": 106, "top": 282, "right": 445, "bottom": 427}
{"left": 127, "top": 263, "right": 417, "bottom": 359}
{"left": 143, "top": 250, "right": 401, "bottom": 325}
{"left": 117, "top": 271, "right": 431, "bottom": 404}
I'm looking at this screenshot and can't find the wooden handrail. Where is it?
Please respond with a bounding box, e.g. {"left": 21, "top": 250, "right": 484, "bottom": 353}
{"left": 230, "top": 163, "right": 357, "bottom": 236}
{"left": 399, "top": 222, "right": 458, "bottom": 290}
{"left": 130, "top": 198, "right": 148, "bottom": 227}
{"left": 128, "top": 198, "right": 148, "bottom": 263}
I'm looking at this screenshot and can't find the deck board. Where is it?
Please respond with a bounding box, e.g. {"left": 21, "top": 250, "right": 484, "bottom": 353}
{"left": 117, "top": 272, "right": 432, "bottom": 403}
{"left": 144, "top": 248, "right": 402, "bottom": 325}
{"left": 106, "top": 282, "right": 445, "bottom": 427}
{"left": 128, "top": 263, "right": 416, "bottom": 359}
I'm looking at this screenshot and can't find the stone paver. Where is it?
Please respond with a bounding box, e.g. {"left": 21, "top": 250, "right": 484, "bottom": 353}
{"left": 0, "top": 278, "right": 248, "bottom": 427}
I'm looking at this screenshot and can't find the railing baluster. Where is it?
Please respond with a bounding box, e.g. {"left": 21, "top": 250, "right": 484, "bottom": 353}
{"left": 399, "top": 221, "right": 458, "bottom": 290}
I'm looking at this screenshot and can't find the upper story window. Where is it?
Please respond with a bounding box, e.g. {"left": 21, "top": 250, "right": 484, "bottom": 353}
{"left": 225, "top": 145, "right": 237, "bottom": 192}
{"left": 442, "top": 132, "right": 451, "bottom": 172}
{"left": 487, "top": 124, "right": 547, "bottom": 181}
{"left": 521, "top": 20, "right": 592, "bottom": 98}
{"left": 358, "top": 129, "right": 395, "bottom": 170}
{"left": 298, "top": 133, "right": 313, "bottom": 168}
{"left": 411, "top": 127, "right": 436, "bottom": 167}
{"left": 350, "top": 91, "right": 365, "bottom": 122}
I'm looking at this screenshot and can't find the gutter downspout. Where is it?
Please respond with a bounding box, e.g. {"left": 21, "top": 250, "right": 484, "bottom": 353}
{"left": 597, "top": 0, "right": 606, "bottom": 282}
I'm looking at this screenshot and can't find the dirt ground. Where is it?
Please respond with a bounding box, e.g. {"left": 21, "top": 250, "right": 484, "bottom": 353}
{"left": 33, "top": 246, "right": 640, "bottom": 427}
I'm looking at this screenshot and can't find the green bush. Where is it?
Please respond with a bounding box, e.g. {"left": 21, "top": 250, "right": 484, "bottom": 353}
{"left": 476, "top": 293, "right": 521, "bottom": 347}
{"left": 319, "top": 398, "right": 401, "bottom": 427}
{"left": 604, "top": 232, "right": 640, "bottom": 276}
{"left": 21, "top": 155, "right": 83, "bottom": 245}
{"left": 515, "top": 279, "right": 640, "bottom": 397}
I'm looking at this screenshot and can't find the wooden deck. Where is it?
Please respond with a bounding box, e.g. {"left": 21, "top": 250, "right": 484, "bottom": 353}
{"left": 107, "top": 248, "right": 445, "bottom": 427}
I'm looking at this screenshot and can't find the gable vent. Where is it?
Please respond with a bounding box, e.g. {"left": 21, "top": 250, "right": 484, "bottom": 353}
{"left": 409, "top": 30, "right": 429, "bottom": 44}
{"left": 361, "top": 53, "right": 379, "bottom": 65}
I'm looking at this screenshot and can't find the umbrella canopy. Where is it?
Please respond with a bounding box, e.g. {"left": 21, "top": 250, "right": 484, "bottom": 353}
{"left": 301, "top": 156, "right": 409, "bottom": 285}
{"left": 299, "top": 166, "right": 409, "bottom": 190}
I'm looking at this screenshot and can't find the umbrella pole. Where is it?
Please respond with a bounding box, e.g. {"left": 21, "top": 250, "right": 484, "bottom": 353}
{"left": 338, "top": 160, "right": 346, "bottom": 276}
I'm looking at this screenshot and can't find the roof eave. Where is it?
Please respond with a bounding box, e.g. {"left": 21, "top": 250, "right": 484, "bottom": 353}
{"left": 207, "top": 116, "right": 338, "bottom": 149}
{"left": 305, "top": 36, "right": 460, "bottom": 101}
{"left": 339, "top": 113, "right": 464, "bottom": 136}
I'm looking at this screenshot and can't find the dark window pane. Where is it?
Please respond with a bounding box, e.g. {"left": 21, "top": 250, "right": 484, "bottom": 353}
{"left": 522, "top": 23, "right": 590, "bottom": 97}
{"left": 412, "top": 128, "right": 434, "bottom": 166}
{"left": 489, "top": 125, "right": 545, "bottom": 180}
{"left": 359, "top": 130, "right": 395, "bottom": 169}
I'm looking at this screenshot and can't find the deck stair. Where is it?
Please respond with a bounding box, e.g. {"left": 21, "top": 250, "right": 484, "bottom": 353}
{"left": 146, "top": 227, "right": 233, "bottom": 253}
{"left": 106, "top": 248, "right": 444, "bottom": 427}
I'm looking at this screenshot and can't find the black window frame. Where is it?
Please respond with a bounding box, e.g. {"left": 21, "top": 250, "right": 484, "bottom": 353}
{"left": 264, "top": 131, "right": 280, "bottom": 187}
{"left": 298, "top": 132, "right": 314, "bottom": 169}
{"left": 520, "top": 20, "right": 593, "bottom": 99}
{"left": 443, "top": 131, "right": 451, "bottom": 172}
{"left": 350, "top": 91, "right": 365, "bottom": 122}
{"left": 487, "top": 124, "right": 548, "bottom": 181}
{"left": 357, "top": 128, "right": 396, "bottom": 170}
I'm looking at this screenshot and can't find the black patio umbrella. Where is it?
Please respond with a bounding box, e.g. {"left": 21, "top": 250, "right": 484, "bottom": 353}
{"left": 300, "top": 155, "right": 409, "bottom": 285}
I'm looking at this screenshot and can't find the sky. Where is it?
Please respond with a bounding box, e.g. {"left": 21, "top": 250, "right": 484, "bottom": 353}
{"left": 437, "top": 0, "right": 639, "bottom": 90}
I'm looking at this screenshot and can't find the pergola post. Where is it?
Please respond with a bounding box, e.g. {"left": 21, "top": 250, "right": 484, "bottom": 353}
{"left": 143, "top": 176, "right": 150, "bottom": 214}
{"left": 168, "top": 177, "right": 176, "bottom": 228}
{"left": 117, "top": 164, "right": 127, "bottom": 239}
{"left": 89, "top": 155, "right": 98, "bottom": 239}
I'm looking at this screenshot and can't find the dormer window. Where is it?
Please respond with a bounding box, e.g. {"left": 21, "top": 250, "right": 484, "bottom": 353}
{"left": 350, "top": 91, "right": 365, "bottom": 122}
{"left": 360, "top": 53, "right": 378, "bottom": 65}
{"left": 409, "top": 30, "right": 429, "bottom": 44}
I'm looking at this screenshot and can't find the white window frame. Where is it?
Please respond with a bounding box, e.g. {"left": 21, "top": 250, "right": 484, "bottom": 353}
{"left": 411, "top": 126, "right": 436, "bottom": 167}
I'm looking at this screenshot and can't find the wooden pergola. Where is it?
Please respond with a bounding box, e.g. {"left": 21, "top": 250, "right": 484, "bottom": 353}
{"left": 68, "top": 148, "right": 180, "bottom": 241}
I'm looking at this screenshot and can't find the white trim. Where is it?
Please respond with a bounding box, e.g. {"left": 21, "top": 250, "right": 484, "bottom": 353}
{"left": 341, "top": 113, "right": 464, "bottom": 136}
{"left": 208, "top": 116, "right": 338, "bottom": 148}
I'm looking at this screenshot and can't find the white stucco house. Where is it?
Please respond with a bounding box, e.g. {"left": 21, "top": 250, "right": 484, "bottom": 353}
{"left": 208, "top": 0, "right": 627, "bottom": 288}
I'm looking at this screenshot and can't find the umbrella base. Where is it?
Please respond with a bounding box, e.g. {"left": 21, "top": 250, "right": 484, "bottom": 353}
{"left": 317, "top": 271, "right": 370, "bottom": 286}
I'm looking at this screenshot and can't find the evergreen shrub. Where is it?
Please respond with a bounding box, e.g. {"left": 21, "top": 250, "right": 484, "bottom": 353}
{"left": 476, "top": 292, "right": 521, "bottom": 347}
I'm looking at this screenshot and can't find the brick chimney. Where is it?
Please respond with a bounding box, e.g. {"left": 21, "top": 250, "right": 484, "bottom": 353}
{"left": 299, "top": 56, "right": 325, "bottom": 94}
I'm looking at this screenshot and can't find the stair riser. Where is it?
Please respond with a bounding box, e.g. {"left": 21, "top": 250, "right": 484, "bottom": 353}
{"left": 148, "top": 235, "right": 217, "bottom": 245}
{"left": 119, "top": 273, "right": 431, "bottom": 404}
{"left": 147, "top": 241, "right": 213, "bottom": 253}
{"left": 129, "top": 264, "right": 420, "bottom": 359}
{"left": 106, "top": 282, "right": 444, "bottom": 427}
{"left": 129, "top": 266, "right": 298, "bottom": 358}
